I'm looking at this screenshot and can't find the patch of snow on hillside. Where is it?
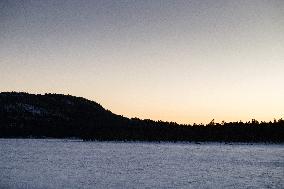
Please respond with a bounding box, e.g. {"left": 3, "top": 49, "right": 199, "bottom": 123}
{"left": 65, "top": 99, "right": 74, "bottom": 106}
{"left": 20, "top": 104, "right": 45, "bottom": 115}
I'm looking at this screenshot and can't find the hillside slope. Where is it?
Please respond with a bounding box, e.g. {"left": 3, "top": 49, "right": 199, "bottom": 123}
{"left": 0, "top": 92, "right": 129, "bottom": 138}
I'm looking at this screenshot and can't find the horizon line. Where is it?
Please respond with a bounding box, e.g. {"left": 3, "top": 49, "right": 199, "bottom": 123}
{"left": 1, "top": 91, "right": 283, "bottom": 125}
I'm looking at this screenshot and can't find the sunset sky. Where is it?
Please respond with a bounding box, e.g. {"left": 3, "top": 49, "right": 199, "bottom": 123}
{"left": 1, "top": 0, "right": 283, "bottom": 124}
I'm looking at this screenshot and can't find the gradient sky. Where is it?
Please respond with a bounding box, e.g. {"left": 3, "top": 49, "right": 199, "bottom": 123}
{"left": 1, "top": 0, "right": 283, "bottom": 124}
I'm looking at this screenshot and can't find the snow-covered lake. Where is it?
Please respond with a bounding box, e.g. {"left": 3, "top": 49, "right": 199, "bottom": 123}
{"left": 0, "top": 139, "right": 283, "bottom": 189}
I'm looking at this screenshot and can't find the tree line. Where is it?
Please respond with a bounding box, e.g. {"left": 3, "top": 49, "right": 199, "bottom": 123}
{"left": 0, "top": 92, "right": 283, "bottom": 142}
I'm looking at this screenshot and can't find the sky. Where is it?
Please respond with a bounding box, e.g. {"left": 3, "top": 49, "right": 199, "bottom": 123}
{"left": 1, "top": 0, "right": 283, "bottom": 124}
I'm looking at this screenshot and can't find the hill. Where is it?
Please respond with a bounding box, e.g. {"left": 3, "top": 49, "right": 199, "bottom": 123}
{"left": 0, "top": 92, "right": 283, "bottom": 142}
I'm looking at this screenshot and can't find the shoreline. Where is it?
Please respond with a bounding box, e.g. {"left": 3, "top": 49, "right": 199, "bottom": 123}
{"left": 1, "top": 137, "right": 283, "bottom": 145}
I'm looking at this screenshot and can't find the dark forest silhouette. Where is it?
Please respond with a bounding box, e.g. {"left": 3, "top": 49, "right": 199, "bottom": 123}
{"left": 0, "top": 92, "right": 283, "bottom": 142}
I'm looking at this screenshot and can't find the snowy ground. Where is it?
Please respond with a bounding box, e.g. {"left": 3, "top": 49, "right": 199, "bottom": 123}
{"left": 0, "top": 139, "right": 283, "bottom": 189}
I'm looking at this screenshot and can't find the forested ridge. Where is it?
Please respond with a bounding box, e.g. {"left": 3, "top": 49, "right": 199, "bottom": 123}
{"left": 0, "top": 92, "right": 283, "bottom": 142}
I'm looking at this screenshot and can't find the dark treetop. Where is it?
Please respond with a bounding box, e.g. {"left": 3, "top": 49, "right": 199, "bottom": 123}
{"left": 0, "top": 92, "right": 283, "bottom": 142}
